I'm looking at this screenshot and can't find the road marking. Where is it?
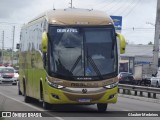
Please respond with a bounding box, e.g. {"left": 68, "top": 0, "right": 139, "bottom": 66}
{"left": 122, "top": 109, "right": 130, "bottom": 111}
{"left": 0, "top": 92, "right": 64, "bottom": 120}
{"left": 55, "top": 117, "right": 65, "bottom": 120}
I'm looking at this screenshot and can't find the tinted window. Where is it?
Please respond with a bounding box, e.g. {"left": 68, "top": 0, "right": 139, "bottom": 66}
{"left": 85, "top": 29, "right": 112, "bottom": 43}
{"left": 48, "top": 26, "right": 117, "bottom": 80}
{"left": 2, "top": 68, "right": 14, "bottom": 73}
{"left": 121, "top": 73, "right": 132, "bottom": 77}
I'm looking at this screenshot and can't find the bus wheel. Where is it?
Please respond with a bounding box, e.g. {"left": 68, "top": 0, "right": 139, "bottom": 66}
{"left": 24, "top": 83, "right": 32, "bottom": 103}
{"left": 97, "top": 103, "right": 108, "bottom": 112}
{"left": 18, "top": 82, "right": 22, "bottom": 95}
{"left": 40, "top": 83, "right": 52, "bottom": 110}
{"left": 42, "top": 101, "right": 52, "bottom": 110}
{"left": 24, "top": 91, "right": 32, "bottom": 103}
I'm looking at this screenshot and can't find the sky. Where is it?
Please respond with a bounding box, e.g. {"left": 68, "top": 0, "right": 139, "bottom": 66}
{"left": 0, "top": 0, "right": 157, "bottom": 50}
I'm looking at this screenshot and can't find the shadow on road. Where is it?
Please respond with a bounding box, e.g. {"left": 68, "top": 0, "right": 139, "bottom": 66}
{"left": 27, "top": 98, "right": 121, "bottom": 117}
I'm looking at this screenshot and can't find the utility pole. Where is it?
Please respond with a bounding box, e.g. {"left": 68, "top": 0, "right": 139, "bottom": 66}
{"left": 12, "top": 26, "right": 15, "bottom": 65}
{"left": 2, "top": 31, "right": 4, "bottom": 64}
{"left": 53, "top": 3, "right": 55, "bottom": 10}
{"left": 69, "top": 0, "right": 73, "bottom": 8}
{"left": 153, "top": 0, "right": 160, "bottom": 76}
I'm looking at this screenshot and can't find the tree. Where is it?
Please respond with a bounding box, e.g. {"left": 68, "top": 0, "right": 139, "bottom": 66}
{"left": 148, "top": 41, "right": 153, "bottom": 45}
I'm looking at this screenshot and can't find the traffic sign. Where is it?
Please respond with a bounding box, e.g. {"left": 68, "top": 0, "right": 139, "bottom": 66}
{"left": 110, "top": 16, "right": 122, "bottom": 31}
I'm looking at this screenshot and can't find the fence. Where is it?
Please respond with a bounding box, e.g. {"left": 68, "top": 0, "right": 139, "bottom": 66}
{"left": 118, "top": 84, "right": 160, "bottom": 99}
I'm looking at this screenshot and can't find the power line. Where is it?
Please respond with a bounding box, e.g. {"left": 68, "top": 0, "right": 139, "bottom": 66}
{"left": 123, "top": 31, "right": 154, "bottom": 33}
{"left": 109, "top": 0, "right": 129, "bottom": 15}
{"left": 0, "top": 22, "right": 22, "bottom": 25}
{"left": 105, "top": 0, "right": 123, "bottom": 10}
{"left": 99, "top": 0, "right": 117, "bottom": 10}
{"left": 123, "top": 0, "right": 142, "bottom": 18}
{"left": 93, "top": 0, "right": 114, "bottom": 8}
{"left": 93, "top": 0, "right": 110, "bottom": 7}
{"left": 95, "top": 0, "right": 140, "bottom": 16}
{"left": 123, "top": 27, "right": 155, "bottom": 30}
{"left": 73, "top": 0, "right": 113, "bottom": 9}
{"left": 115, "top": 0, "right": 135, "bottom": 16}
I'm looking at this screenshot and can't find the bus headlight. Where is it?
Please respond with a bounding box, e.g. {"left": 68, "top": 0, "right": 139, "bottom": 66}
{"left": 104, "top": 82, "right": 118, "bottom": 89}
{"left": 47, "top": 80, "right": 64, "bottom": 89}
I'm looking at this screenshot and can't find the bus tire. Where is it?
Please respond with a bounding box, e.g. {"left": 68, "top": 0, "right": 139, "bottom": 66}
{"left": 97, "top": 103, "right": 108, "bottom": 112}
{"left": 24, "top": 90, "right": 32, "bottom": 103}
{"left": 23, "top": 81, "right": 32, "bottom": 103}
{"left": 42, "top": 101, "right": 52, "bottom": 110}
{"left": 18, "top": 81, "right": 22, "bottom": 95}
{"left": 19, "top": 90, "right": 22, "bottom": 95}
{"left": 40, "top": 82, "right": 52, "bottom": 110}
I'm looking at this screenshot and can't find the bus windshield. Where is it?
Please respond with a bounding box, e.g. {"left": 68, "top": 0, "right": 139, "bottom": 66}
{"left": 48, "top": 26, "right": 117, "bottom": 80}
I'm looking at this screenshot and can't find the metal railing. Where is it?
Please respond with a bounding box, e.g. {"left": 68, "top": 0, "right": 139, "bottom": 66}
{"left": 118, "top": 84, "right": 160, "bottom": 99}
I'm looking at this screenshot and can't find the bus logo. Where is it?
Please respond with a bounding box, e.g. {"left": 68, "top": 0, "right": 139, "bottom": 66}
{"left": 82, "top": 89, "right": 87, "bottom": 93}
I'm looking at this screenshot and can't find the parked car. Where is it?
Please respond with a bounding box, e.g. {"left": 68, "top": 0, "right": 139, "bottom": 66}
{"left": 150, "top": 77, "right": 160, "bottom": 88}
{"left": 0, "top": 66, "right": 17, "bottom": 85}
{"left": 118, "top": 72, "right": 136, "bottom": 85}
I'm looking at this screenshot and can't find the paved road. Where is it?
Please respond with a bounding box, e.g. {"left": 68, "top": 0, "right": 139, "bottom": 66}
{"left": 0, "top": 84, "right": 159, "bottom": 120}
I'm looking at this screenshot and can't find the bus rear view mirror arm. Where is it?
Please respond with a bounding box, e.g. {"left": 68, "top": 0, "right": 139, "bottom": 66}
{"left": 116, "top": 33, "right": 126, "bottom": 54}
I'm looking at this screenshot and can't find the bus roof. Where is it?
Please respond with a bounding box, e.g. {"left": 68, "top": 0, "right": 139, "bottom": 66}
{"left": 28, "top": 8, "right": 114, "bottom": 26}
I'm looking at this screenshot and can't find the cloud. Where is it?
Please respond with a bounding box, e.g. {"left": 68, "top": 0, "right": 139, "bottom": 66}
{"left": 1, "top": 0, "right": 69, "bottom": 23}
{"left": 0, "top": 0, "right": 69, "bottom": 49}
{"left": 0, "top": 0, "right": 158, "bottom": 47}
{"left": 0, "top": 0, "right": 36, "bottom": 19}
{"left": 121, "top": 0, "right": 156, "bottom": 44}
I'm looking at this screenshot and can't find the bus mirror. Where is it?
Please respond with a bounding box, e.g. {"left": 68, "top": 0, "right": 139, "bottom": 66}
{"left": 117, "top": 33, "right": 126, "bottom": 54}
{"left": 42, "top": 32, "right": 48, "bottom": 53}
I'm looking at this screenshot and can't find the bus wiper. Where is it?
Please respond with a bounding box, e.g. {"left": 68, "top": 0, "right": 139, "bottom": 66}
{"left": 87, "top": 56, "right": 103, "bottom": 79}
{"left": 65, "top": 46, "right": 75, "bottom": 48}
{"left": 70, "top": 55, "right": 82, "bottom": 73}
{"left": 86, "top": 47, "right": 103, "bottom": 79}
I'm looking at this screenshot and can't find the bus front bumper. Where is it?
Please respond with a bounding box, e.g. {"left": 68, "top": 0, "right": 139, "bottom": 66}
{"left": 45, "top": 86, "right": 118, "bottom": 104}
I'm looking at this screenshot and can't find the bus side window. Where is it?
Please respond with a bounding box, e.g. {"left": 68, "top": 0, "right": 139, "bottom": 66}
{"left": 43, "top": 53, "right": 47, "bottom": 67}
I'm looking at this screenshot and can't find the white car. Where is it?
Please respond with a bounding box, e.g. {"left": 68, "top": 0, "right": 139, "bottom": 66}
{"left": 0, "top": 66, "right": 17, "bottom": 85}
{"left": 150, "top": 77, "right": 160, "bottom": 88}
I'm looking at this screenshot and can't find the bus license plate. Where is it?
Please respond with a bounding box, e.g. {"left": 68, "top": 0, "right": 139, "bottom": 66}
{"left": 78, "top": 98, "right": 91, "bottom": 103}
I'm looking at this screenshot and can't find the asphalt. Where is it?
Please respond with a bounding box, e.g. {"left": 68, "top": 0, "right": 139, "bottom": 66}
{"left": 0, "top": 84, "right": 160, "bottom": 120}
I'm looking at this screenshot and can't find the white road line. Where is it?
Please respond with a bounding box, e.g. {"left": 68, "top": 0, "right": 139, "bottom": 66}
{"left": 122, "top": 109, "right": 130, "bottom": 111}
{"left": 0, "top": 92, "right": 64, "bottom": 120}
{"left": 55, "top": 117, "right": 65, "bottom": 120}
